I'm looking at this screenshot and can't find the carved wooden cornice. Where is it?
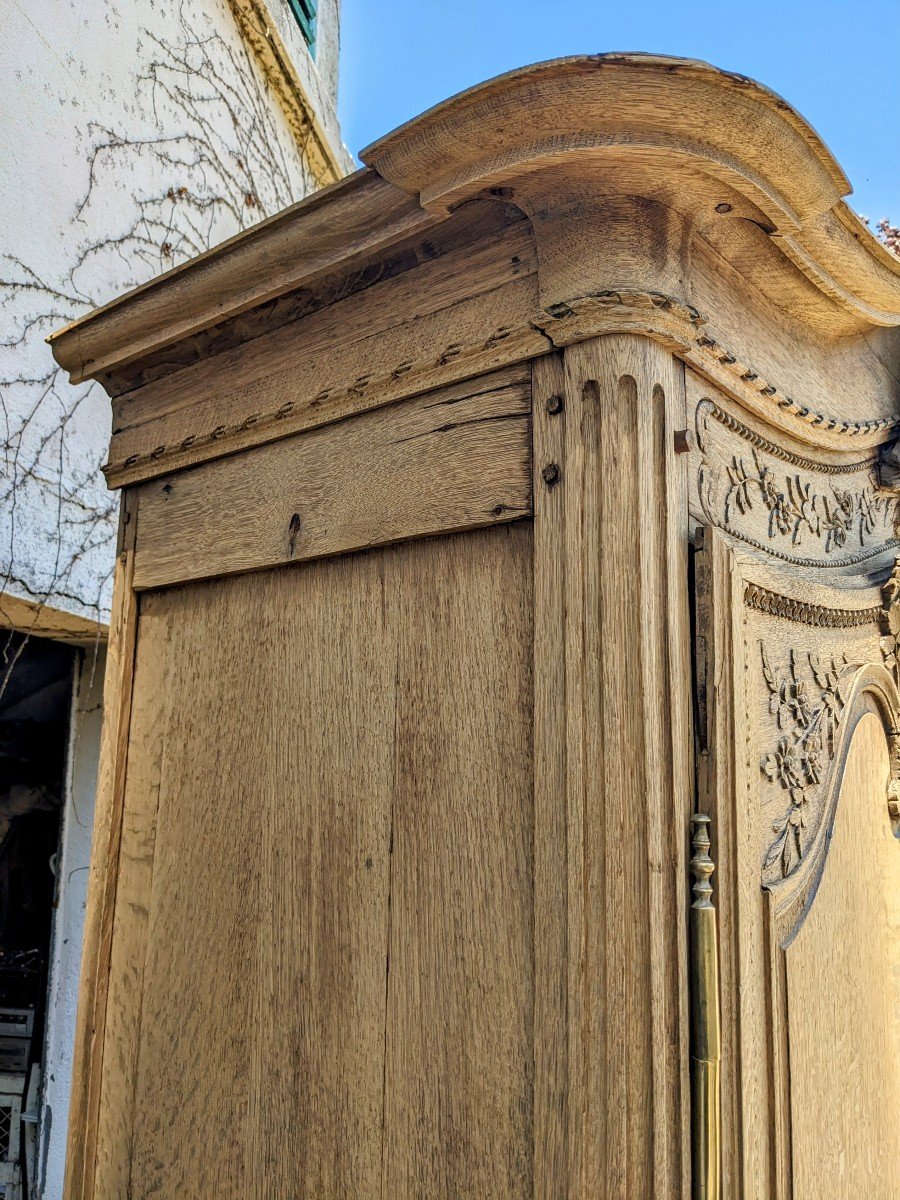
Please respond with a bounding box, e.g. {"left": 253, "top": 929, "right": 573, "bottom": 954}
{"left": 100, "top": 291, "right": 900, "bottom": 489}
{"left": 49, "top": 171, "right": 440, "bottom": 386}
{"left": 49, "top": 53, "right": 900, "bottom": 482}
{"left": 362, "top": 54, "right": 900, "bottom": 329}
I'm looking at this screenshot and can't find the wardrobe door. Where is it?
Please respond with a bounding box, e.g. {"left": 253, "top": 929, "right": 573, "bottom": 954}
{"left": 696, "top": 527, "right": 900, "bottom": 1199}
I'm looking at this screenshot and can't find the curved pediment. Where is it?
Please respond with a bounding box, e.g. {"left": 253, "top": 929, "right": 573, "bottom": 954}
{"left": 363, "top": 54, "right": 847, "bottom": 229}
{"left": 48, "top": 53, "right": 900, "bottom": 485}
{"left": 363, "top": 54, "right": 900, "bottom": 331}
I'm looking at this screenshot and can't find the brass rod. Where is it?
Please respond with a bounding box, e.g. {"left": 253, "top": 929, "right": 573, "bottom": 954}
{"left": 690, "top": 813, "right": 721, "bottom": 1200}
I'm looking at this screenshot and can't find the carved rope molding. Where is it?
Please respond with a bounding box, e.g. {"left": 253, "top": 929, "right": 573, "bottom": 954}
{"left": 104, "top": 320, "right": 539, "bottom": 485}
{"left": 536, "top": 290, "right": 900, "bottom": 440}
{"left": 104, "top": 289, "right": 900, "bottom": 486}
{"left": 698, "top": 398, "right": 900, "bottom": 568}
{"left": 690, "top": 332, "right": 900, "bottom": 440}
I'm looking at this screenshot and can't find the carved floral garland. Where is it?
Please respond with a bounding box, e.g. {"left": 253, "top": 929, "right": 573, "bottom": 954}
{"left": 879, "top": 560, "right": 900, "bottom": 826}
{"left": 760, "top": 646, "right": 851, "bottom": 877}
{"left": 725, "top": 446, "right": 892, "bottom": 555}
{"left": 879, "top": 558, "right": 900, "bottom": 682}
{"left": 760, "top": 555, "right": 900, "bottom": 877}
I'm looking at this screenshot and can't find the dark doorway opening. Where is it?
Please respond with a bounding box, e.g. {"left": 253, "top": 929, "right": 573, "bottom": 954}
{"left": 0, "top": 633, "right": 74, "bottom": 1196}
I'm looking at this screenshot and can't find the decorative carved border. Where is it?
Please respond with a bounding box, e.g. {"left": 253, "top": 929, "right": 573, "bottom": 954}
{"left": 698, "top": 398, "right": 900, "bottom": 568}
{"left": 537, "top": 293, "right": 900, "bottom": 445}
{"left": 759, "top": 644, "right": 852, "bottom": 878}
{"left": 103, "top": 289, "right": 900, "bottom": 486}
{"left": 743, "top": 583, "right": 881, "bottom": 628}
{"left": 700, "top": 402, "right": 877, "bottom": 475}
{"left": 763, "top": 671, "right": 900, "bottom": 941}
{"left": 750, "top": 565, "right": 900, "bottom": 922}
{"left": 104, "top": 321, "right": 538, "bottom": 485}
{"left": 692, "top": 333, "right": 900, "bottom": 440}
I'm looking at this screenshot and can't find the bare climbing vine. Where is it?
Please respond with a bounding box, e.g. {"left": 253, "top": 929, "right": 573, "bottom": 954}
{"left": 0, "top": 0, "right": 318, "bottom": 697}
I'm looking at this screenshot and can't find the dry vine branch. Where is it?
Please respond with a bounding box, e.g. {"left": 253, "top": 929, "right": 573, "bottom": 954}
{"left": 0, "top": 0, "right": 315, "bottom": 700}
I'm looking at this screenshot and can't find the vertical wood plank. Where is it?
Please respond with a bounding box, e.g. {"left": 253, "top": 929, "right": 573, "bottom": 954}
{"left": 531, "top": 353, "right": 575, "bottom": 1199}
{"left": 381, "top": 524, "right": 535, "bottom": 1200}
{"left": 80, "top": 523, "right": 538, "bottom": 1198}
{"left": 247, "top": 556, "right": 397, "bottom": 1198}
{"left": 64, "top": 494, "right": 139, "bottom": 1200}
{"left": 106, "top": 555, "right": 397, "bottom": 1199}
{"left": 695, "top": 529, "right": 773, "bottom": 1200}
{"left": 92, "top": 595, "right": 174, "bottom": 1197}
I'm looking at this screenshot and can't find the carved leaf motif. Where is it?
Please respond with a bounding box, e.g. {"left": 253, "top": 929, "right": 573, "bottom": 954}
{"left": 880, "top": 557, "right": 900, "bottom": 683}
{"left": 699, "top": 400, "right": 900, "bottom": 565}
{"left": 759, "top": 645, "right": 851, "bottom": 878}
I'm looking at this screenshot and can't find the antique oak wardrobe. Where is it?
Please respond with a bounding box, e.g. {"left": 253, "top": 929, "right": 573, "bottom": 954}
{"left": 50, "top": 54, "right": 900, "bottom": 1200}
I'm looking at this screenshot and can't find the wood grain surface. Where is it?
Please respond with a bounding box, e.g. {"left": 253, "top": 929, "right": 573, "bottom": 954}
{"left": 63, "top": 496, "right": 138, "bottom": 1200}
{"left": 786, "top": 713, "right": 898, "bottom": 1200}
{"left": 84, "top": 524, "right": 534, "bottom": 1199}
{"left": 132, "top": 367, "right": 533, "bottom": 590}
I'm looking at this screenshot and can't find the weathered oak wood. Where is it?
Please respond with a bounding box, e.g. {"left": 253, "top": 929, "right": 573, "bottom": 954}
{"left": 64, "top": 496, "right": 138, "bottom": 1200}
{"left": 103, "top": 203, "right": 538, "bottom": 486}
{"left": 55, "top": 52, "right": 900, "bottom": 1200}
{"left": 92, "top": 590, "right": 173, "bottom": 1198}
{"left": 531, "top": 352, "right": 571, "bottom": 1196}
{"left": 530, "top": 334, "right": 694, "bottom": 1200}
{"left": 82, "top": 526, "right": 535, "bottom": 1200}
{"left": 380, "top": 525, "right": 534, "bottom": 1199}
{"left": 695, "top": 530, "right": 900, "bottom": 1198}
{"left": 131, "top": 367, "right": 532, "bottom": 589}
{"left": 49, "top": 170, "right": 439, "bottom": 385}
{"left": 787, "top": 714, "right": 898, "bottom": 1200}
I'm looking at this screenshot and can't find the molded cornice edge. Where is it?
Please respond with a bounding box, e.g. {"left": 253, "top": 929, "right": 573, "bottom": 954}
{"left": 48, "top": 170, "right": 439, "bottom": 385}
{"left": 362, "top": 54, "right": 900, "bottom": 332}
{"left": 50, "top": 53, "right": 900, "bottom": 460}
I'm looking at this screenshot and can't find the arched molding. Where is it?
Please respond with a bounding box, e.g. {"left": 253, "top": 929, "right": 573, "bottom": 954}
{"left": 765, "top": 661, "right": 900, "bottom": 945}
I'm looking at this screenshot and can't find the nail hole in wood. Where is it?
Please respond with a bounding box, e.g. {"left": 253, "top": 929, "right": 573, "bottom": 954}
{"left": 288, "top": 512, "right": 302, "bottom": 556}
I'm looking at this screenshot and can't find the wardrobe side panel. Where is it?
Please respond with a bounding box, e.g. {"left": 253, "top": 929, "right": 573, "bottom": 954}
{"left": 96, "top": 522, "right": 536, "bottom": 1199}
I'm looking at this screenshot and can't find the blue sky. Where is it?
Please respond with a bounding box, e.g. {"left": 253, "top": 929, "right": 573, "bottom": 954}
{"left": 338, "top": 0, "right": 898, "bottom": 224}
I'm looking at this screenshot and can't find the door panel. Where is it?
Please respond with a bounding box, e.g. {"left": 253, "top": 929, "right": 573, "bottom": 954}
{"left": 383, "top": 528, "right": 534, "bottom": 1198}
{"left": 695, "top": 527, "right": 900, "bottom": 1199}
{"left": 96, "top": 523, "right": 535, "bottom": 1199}
{"left": 788, "top": 713, "right": 899, "bottom": 1199}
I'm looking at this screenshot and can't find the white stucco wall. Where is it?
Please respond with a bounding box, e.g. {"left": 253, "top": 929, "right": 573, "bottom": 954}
{"left": 38, "top": 649, "right": 105, "bottom": 1200}
{"left": 1, "top": 0, "right": 343, "bottom": 632}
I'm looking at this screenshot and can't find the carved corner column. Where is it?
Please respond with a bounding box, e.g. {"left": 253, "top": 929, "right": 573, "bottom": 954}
{"left": 533, "top": 333, "right": 693, "bottom": 1199}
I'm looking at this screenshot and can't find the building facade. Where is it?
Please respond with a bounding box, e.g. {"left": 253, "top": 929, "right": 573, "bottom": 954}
{"left": 0, "top": 3, "right": 348, "bottom": 1193}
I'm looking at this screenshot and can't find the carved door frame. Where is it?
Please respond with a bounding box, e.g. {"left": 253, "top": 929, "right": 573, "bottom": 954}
{"left": 694, "top": 526, "right": 900, "bottom": 1199}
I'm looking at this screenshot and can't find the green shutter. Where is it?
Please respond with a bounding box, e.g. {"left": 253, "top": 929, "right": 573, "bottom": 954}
{"left": 287, "top": 0, "right": 317, "bottom": 55}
